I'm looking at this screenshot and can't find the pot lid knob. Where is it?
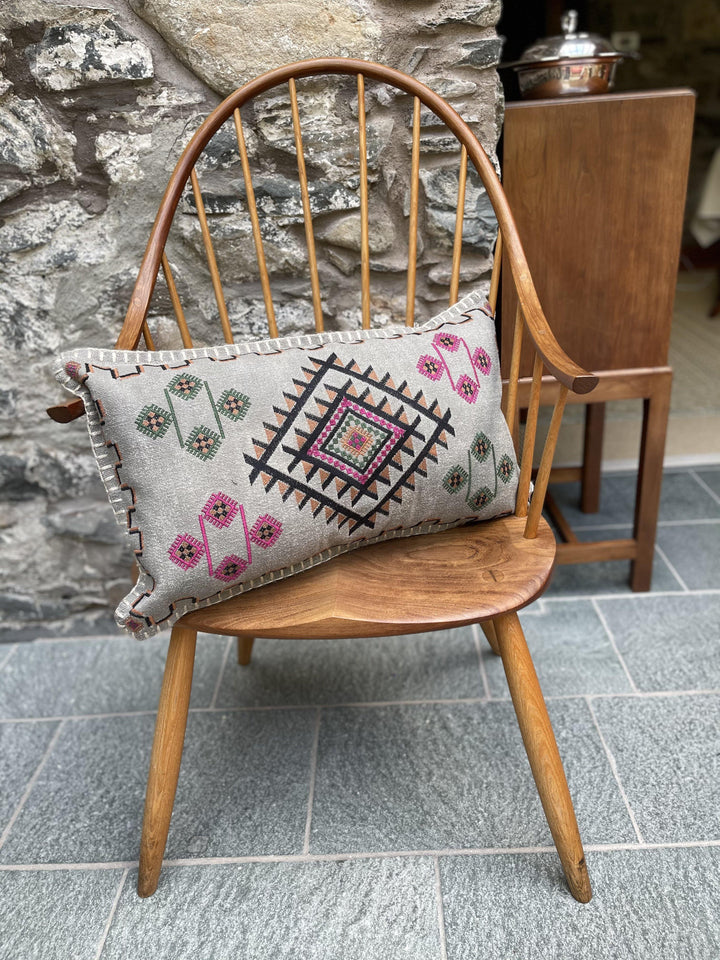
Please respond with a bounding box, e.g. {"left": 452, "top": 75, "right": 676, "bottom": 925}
{"left": 560, "top": 9, "right": 579, "bottom": 35}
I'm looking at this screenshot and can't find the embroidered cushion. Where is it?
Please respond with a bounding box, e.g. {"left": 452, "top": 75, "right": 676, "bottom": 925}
{"left": 56, "top": 289, "right": 518, "bottom": 640}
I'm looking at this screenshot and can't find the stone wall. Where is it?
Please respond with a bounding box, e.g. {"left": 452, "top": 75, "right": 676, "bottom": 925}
{"left": 0, "top": 0, "right": 503, "bottom": 640}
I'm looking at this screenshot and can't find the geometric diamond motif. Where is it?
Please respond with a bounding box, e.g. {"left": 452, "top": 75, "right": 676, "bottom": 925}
{"left": 167, "top": 372, "right": 203, "bottom": 401}
{"left": 217, "top": 388, "right": 251, "bottom": 422}
{"left": 249, "top": 514, "right": 283, "bottom": 548}
{"left": 309, "top": 400, "right": 403, "bottom": 483}
{"left": 185, "top": 424, "right": 222, "bottom": 461}
{"left": 201, "top": 491, "right": 238, "bottom": 528}
{"left": 497, "top": 453, "right": 515, "bottom": 483}
{"left": 470, "top": 431, "right": 492, "bottom": 463}
{"left": 245, "top": 352, "right": 454, "bottom": 534}
{"left": 433, "top": 332, "right": 460, "bottom": 352}
{"left": 472, "top": 346, "right": 492, "bottom": 375}
{"left": 468, "top": 486, "right": 495, "bottom": 512}
{"left": 213, "top": 554, "right": 247, "bottom": 582}
{"left": 135, "top": 403, "right": 172, "bottom": 439}
{"left": 456, "top": 374, "right": 479, "bottom": 404}
{"left": 442, "top": 464, "right": 469, "bottom": 493}
{"left": 168, "top": 533, "right": 205, "bottom": 570}
{"left": 417, "top": 355, "right": 443, "bottom": 381}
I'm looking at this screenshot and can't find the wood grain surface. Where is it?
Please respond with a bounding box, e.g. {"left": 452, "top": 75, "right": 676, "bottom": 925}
{"left": 502, "top": 89, "right": 695, "bottom": 376}
{"left": 181, "top": 515, "right": 557, "bottom": 639}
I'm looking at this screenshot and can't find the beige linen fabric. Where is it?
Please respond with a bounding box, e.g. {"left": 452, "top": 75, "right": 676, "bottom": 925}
{"left": 56, "top": 289, "right": 518, "bottom": 640}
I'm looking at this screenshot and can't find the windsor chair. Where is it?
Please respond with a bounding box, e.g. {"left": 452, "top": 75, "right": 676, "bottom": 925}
{"left": 48, "top": 58, "right": 598, "bottom": 901}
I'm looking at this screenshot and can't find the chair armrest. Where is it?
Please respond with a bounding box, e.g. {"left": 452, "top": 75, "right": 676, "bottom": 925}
{"left": 47, "top": 397, "right": 85, "bottom": 422}
{"left": 512, "top": 267, "right": 598, "bottom": 396}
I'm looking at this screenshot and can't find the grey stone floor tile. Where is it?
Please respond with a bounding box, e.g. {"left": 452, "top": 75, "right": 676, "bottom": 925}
{"left": 215, "top": 628, "right": 482, "bottom": 708}
{"left": 694, "top": 468, "right": 720, "bottom": 500}
{"left": 483, "top": 601, "right": 632, "bottom": 698}
{"left": 548, "top": 469, "right": 720, "bottom": 529}
{"left": 656, "top": 523, "right": 720, "bottom": 590}
{"left": 592, "top": 694, "right": 720, "bottom": 842}
{"left": 102, "top": 859, "right": 440, "bottom": 960}
{"left": 597, "top": 594, "right": 720, "bottom": 692}
{"left": 544, "top": 526, "right": 682, "bottom": 596}
{"left": 309, "top": 699, "right": 635, "bottom": 853}
{"left": 0, "top": 710, "right": 315, "bottom": 863}
{"left": 0, "top": 633, "right": 228, "bottom": 718}
{"left": 0, "top": 721, "right": 58, "bottom": 832}
{"left": 440, "top": 847, "right": 720, "bottom": 960}
{"left": 0, "top": 868, "right": 124, "bottom": 960}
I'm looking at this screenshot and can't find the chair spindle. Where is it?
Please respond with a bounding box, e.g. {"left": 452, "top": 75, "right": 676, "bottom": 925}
{"left": 357, "top": 74, "right": 371, "bottom": 329}
{"left": 405, "top": 95, "right": 421, "bottom": 327}
{"left": 488, "top": 229, "right": 503, "bottom": 315}
{"left": 141, "top": 320, "right": 156, "bottom": 350}
{"left": 289, "top": 77, "right": 324, "bottom": 332}
{"left": 161, "top": 253, "right": 193, "bottom": 348}
{"left": 524, "top": 385, "right": 569, "bottom": 539}
{"left": 190, "top": 168, "right": 233, "bottom": 344}
{"left": 504, "top": 304, "right": 524, "bottom": 451}
{"left": 449, "top": 144, "right": 468, "bottom": 306}
{"left": 515, "top": 351, "right": 544, "bottom": 518}
{"left": 233, "top": 108, "right": 278, "bottom": 338}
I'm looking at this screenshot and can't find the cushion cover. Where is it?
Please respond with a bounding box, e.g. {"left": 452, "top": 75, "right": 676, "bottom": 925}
{"left": 56, "top": 289, "right": 518, "bottom": 640}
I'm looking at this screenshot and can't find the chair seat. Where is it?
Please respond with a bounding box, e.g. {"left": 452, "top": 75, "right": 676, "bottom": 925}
{"left": 180, "top": 514, "right": 556, "bottom": 640}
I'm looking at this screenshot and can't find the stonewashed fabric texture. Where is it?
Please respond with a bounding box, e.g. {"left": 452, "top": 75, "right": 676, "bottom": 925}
{"left": 55, "top": 290, "right": 518, "bottom": 640}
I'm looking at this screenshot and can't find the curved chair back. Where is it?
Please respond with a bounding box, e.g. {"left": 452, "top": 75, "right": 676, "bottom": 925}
{"left": 66, "top": 58, "right": 599, "bottom": 536}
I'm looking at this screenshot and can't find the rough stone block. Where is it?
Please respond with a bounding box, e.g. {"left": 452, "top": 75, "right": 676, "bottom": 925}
{"left": 26, "top": 18, "right": 154, "bottom": 91}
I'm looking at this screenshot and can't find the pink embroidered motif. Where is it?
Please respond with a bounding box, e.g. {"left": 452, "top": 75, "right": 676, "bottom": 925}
{"left": 307, "top": 398, "right": 405, "bottom": 484}
{"left": 417, "top": 329, "right": 491, "bottom": 404}
{"left": 472, "top": 346, "right": 492, "bottom": 375}
{"left": 249, "top": 515, "right": 283, "bottom": 548}
{"left": 433, "top": 332, "right": 460, "bottom": 352}
{"left": 168, "top": 533, "right": 205, "bottom": 570}
{"left": 417, "top": 355, "right": 444, "bottom": 381}
{"left": 213, "top": 554, "right": 248, "bottom": 582}
{"left": 456, "top": 374, "right": 479, "bottom": 404}
{"left": 168, "top": 494, "right": 282, "bottom": 581}
{"left": 202, "top": 492, "right": 239, "bottom": 529}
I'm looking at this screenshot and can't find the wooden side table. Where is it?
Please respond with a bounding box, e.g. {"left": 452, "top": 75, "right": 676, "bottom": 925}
{"left": 501, "top": 89, "right": 695, "bottom": 590}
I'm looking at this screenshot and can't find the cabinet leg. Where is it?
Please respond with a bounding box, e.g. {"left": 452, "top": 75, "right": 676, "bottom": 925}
{"left": 631, "top": 374, "right": 671, "bottom": 591}
{"left": 581, "top": 403, "right": 605, "bottom": 513}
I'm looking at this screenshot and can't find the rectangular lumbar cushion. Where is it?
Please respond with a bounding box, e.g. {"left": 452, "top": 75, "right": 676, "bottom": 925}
{"left": 56, "top": 289, "right": 518, "bottom": 640}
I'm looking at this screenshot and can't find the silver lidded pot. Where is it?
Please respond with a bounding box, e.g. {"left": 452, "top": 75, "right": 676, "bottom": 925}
{"left": 501, "top": 10, "right": 635, "bottom": 99}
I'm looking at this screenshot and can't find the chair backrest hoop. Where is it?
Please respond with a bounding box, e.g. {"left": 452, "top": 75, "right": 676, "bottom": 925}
{"left": 122, "top": 63, "right": 505, "bottom": 332}
{"left": 119, "top": 57, "right": 596, "bottom": 399}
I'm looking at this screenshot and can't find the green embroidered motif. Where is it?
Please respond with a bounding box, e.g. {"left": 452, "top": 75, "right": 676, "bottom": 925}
{"left": 185, "top": 425, "right": 222, "bottom": 461}
{"left": 458, "top": 431, "right": 505, "bottom": 513}
{"left": 133, "top": 376, "right": 251, "bottom": 462}
{"left": 217, "top": 388, "right": 251, "bottom": 422}
{"left": 167, "top": 372, "right": 204, "bottom": 401}
{"left": 497, "top": 453, "right": 515, "bottom": 483}
{"left": 135, "top": 404, "right": 173, "bottom": 439}
{"left": 442, "top": 465, "right": 469, "bottom": 493}
{"left": 468, "top": 486, "right": 495, "bottom": 511}
{"left": 470, "top": 431, "right": 492, "bottom": 463}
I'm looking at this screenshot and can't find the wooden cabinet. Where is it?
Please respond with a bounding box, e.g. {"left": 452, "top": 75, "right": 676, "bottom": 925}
{"left": 501, "top": 89, "right": 695, "bottom": 588}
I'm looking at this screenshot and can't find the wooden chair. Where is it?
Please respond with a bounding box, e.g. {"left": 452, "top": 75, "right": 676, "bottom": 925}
{"left": 47, "top": 58, "right": 598, "bottom": 901}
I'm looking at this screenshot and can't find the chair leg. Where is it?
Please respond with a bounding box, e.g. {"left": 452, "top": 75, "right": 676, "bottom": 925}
{"left": 237, "top": 636, "right": 254, "bottom": 666}
{"left": 479, "top": 620, "right": 501, "bottom": 656}
{"left": 494, "top": 611, "right": 592, "bottom": 903}
{"left": 138, "top": 624, "right": 197, "bottom": 898}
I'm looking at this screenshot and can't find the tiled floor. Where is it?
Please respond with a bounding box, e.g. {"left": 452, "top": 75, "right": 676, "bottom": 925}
{"left": 1, "top": 467, "right": 719, "bottom": 959}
